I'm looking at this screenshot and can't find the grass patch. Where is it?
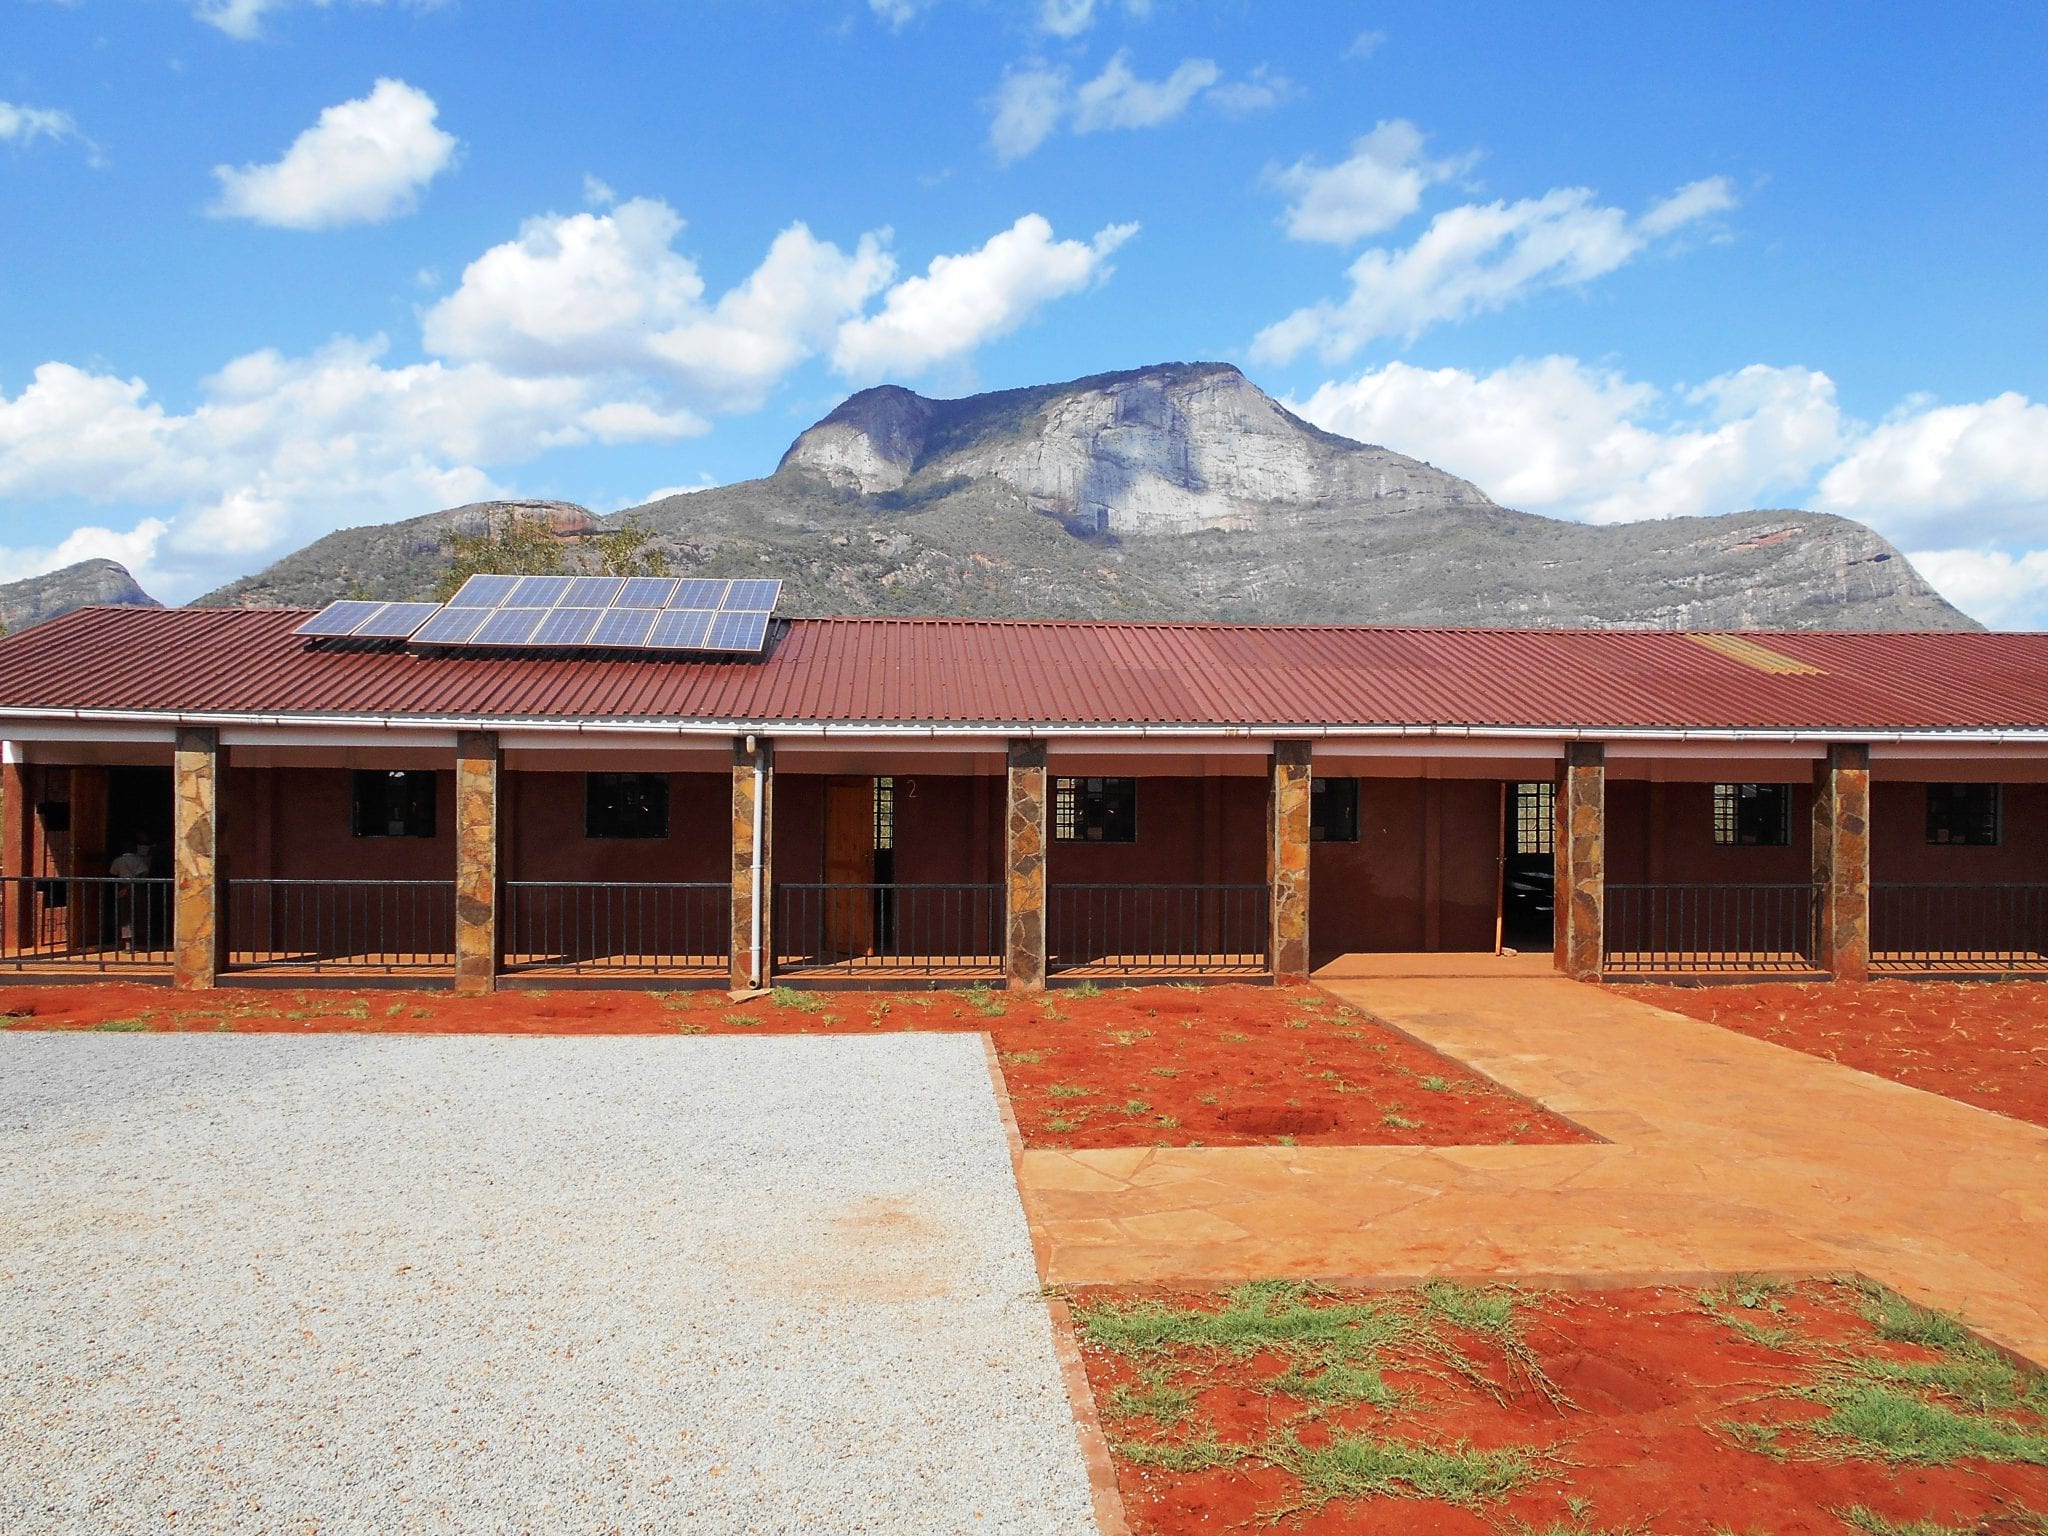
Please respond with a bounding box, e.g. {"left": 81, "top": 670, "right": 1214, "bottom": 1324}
{"left": 1046, "top": 1083, "right": 1092, "bottom": 1098}
{"left": 1804, "top": 1381, "right": 2048, "bottom": 1465}
{"left": 90, "top": 1018, "right": 149, "bottom": 1031}
{"left": 1079, "top": 1280, "right": 1406, "bottom": 1360}
{"left": 1422, "top": 1281, "right": 1519, "bottom": 1337}
{"left": 1104, "top": 1373, "right": 1194, "bottom": 1427}
{"left": 1113, "top": 1429, "right": 1239, "bottom": 1473}
{"left": 1149, "top": 1066, "right": 1180, "bottom": 1078}
{"left": 1419, "top": 1074, "right": 1450, "bottom": 1092}
{"left": 1044, "top": 1115, "right": 1085, "bottom": 1134}
{"left": 1719, "top": 1420, "right": 1785, "bottom": 1459}
{"left": 1271, "top": 1357, "right": 1398, "bottom": 1408}
{"left": 1382, "top": 1110, "right": 1421, "bottom": 1130}
{"left": 1857, "top": 1284, "right": 1980, "bottom": 1355}
{"left": 769, "top": 986, "right": 823, "bottom": 1013}
{"left": 1106, "top": 1027, "right": 1151, "bottom": 1046}
{"left": 1263, "top": 1428, "right": 1534, "bottom": 1509}
{"left": 1067, "top": 980, "right": 1101, "bottom": 1000}
{"left": 1700, "top": 1275, "right": 1800, "bottom": 1351}
{"left": 962, "top": 983, "right": 1006, "bottom": 1018}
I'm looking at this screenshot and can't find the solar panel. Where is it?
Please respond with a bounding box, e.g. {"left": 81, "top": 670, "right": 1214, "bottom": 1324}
{"left": 708, "top": 609, "right": 772, "bottom": 652}
{"left": 447, "top": 574, "right": 520, "bottom": 607}
{"left": 589, "top": 607, "right": 658, "bottom": 648}
{"left": 615, "top": 576, "right": 678, "bottom": 609}
{"left": 352, "top": 601, "right": 443, "bottom": 640}
{"left": 670, "top": 578, "right": 728, "bottom": 610}
{"left": 294, "top": 600, "right": 388, "bottom": 638}
{"left": 563, "top": 576, "right": 626, "bottom": 609}
{"left": 506, "top": 574, "right": 574, "bottom": 608}
{"left": 723, "top": 579, "right": 781, "bottom": 611}
{"left": 412, "top": 605, "right": 491, "bottom": 645}
{"left": 533, "top": 606, "right": 604, "bottom": 647}
{"left": 473, "top": 607, "right": 548, "bottom": 646}
{"left": 647, "top": 608, "right": 716, "bottom": 650}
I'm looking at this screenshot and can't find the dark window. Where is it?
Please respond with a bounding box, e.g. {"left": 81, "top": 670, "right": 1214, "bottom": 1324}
{"left": 1513, "top": 782, "right": 1554, "bottom": 855}
{"left": 1054, "top": 777, "right": 1136, "bottom": 843}
{"left": 1310, "top": 778, "right": 1358, "bottom": 842}
{"left": 585, "top": 773, "right": 669, "bottom": 839}
{"left": 1927, "top": 783, "right": 2000, "bottom": 846}
{"left": 351, "top": 770, "right": 437, "bottom": 839}
{"left": 35, "top": 800, "right": 70, "bottom": 834}
{"left": 1713, "top": 784, "right": 1792, "bottom": 846}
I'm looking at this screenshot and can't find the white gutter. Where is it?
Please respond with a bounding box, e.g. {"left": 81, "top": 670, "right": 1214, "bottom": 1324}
{"left": 6, "top": 704, "right": 2048, "bottom": 748}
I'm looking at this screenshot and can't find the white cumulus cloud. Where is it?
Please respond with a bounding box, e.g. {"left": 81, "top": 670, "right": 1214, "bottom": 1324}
{"left": 0, "top": 101, "right": 79, "bottom": 146}
{"left": 1904, "top": 549, "right": 2048, "bottom": 630}
{"left": 987, "top": 50, "right": 1281, "bottom": 163}
{"left": 1816, "top": 392, "right": 2048, "bottom": 547}
{"left": 833, "top": 214, "right": 1136, "bottom": 378}
{"left": 422, "top": 197, "right": 896, "bottom": 410}
{"left": 192, "top": 0, "right": 440, "bottom": 41}
{"left": 210, "top": 78, "right": 458, "bottom": 229}
{"left": 1254, "top": 178, "right": 1740, "bottom": 364}
{"left": 1271, "top": 120, "right": 1473, "bottom": 244}
{"left": 1071, "top": 50, "right": 1220, "bottom": 132}
{"left": 1291, "top": 356, "right": 1845, "bottom": 524}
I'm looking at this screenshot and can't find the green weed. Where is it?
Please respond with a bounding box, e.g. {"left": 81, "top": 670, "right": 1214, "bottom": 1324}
{"left": 1068, "top": 980, "right": 1102, "bottom": 1000}
{"left": 1271, "top": 1357, "right": 1398, "bottom": 1408}
{"left": 1421, "top": 1282, "right": 1519, "bottom": 1338}
{"left": 1149, "top": 1066, "right": 1180, "bottom": 1078}
{"left": 1105, "top": 1374, "right": 1193, "bottom": 1427}
{"left": 1046, "top": 1083, "right": 1092, "bottom": 1099}
{"left": 963, "top": 982, "right": 1006, "bottom": 1018}
{"left": 1001, "top": 1049, "right": 1045, "bottom": 1065}
{"left": 1382, "top": 1111, "right": 1421, "bottom": 1130}
{"left": 1804, "top": 1381, "right": 2048, "bottom": 1465}
{"left": 1106, "top": 1028, "right": 1151, "bottom": 1046}
{"left": 1420, "top": 1075, "right": 1451, "bottom": 1092}
{"left": 769, "top": 986, "right": 823, "bottom": 1013}
{"left": 1720, "top": 1420, "right": 1785, "bottom": 1459}
{"left": 90, "top": 1019, "right": 148, "bottom": 1031}
{"left": 1113, "top": 1430, "right": 1239, "bottom": 1472}
{"left": 1263, "top": 1428, "right": 1533, "bottom": 1509}
{"left": 1834, "top": 1505, "right": 2048, "bottom": 1536}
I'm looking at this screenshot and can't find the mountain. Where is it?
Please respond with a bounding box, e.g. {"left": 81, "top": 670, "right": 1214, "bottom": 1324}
{"left": 197, "top": 361, "right": 1974, "bottom": 630}
{"left": 0, "top": 559, "right": 160, "bottom": 635}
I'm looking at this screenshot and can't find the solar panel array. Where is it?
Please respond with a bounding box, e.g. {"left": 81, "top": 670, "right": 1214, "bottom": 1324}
{"left": 293, "top": 575, "right": 781, "bottom": 656}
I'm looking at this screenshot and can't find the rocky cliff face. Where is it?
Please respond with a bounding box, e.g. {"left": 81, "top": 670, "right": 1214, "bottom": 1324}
{"left": 197, "top": 362, "right": 1975, "bottom": 632}
{"left": 780, "top": 362, "right": 1491, "bottom": 535}
{"left": 0, "top": 559, "right": 160, "bottom": 634}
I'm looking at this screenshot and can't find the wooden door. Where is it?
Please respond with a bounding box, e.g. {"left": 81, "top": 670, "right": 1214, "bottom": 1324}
{"left": 822, "top": 777, "right": 874, "bottom": 958}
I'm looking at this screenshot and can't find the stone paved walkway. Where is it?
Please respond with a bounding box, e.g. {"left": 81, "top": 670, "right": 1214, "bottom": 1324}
{"left": 1019, "top": 971, "right": 2048, "bottom": 1366}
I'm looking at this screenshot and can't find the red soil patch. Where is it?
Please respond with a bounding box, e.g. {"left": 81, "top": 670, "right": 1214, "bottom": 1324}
{"left": 1619, "top": 980, "right": 2048, "bottom": 1130}
{"left": 1076, "top": 1278, "right": 2048, "bottom": 1535}
{"left": 0, "top": 981, "right": 1588, "bottom": 1148}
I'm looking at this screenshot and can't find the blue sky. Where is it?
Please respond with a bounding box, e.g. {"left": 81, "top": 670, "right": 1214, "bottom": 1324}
{"left": 4, "top": 0, "right": 2045, "bottom": 620}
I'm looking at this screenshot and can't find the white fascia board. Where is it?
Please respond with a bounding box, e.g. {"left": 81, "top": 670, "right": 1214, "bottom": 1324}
{"left": 8, "top": 707, "right": 2048, "bottom": 751}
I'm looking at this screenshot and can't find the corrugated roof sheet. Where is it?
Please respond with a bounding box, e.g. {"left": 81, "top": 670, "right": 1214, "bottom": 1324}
{"left": 2, "top": 605, "right": 2046, "bottom": 734}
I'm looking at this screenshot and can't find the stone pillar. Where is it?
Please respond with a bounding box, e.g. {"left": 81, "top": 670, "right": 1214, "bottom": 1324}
{"left": 730, "top": 738, "right": 774, "bottom": 991}
{"left": 1812, "top": 743, "right": 1872, "bottom": 982}
{"left": 453, "top": 731, "right": 500, "bottom": 995}
{"left": 1553, "top": 741, "right": 1606, "bottom": 981}
{"left": 1005, "top": 739, "right": 1048, "bottom": 991}
{"left": 1268, "top": 742, "right": 1313, "bottom": 982}
{"left": 2, "top": 749, "right": 33, "bottom": 954}
{"left": 172, "top": 727, "right": 222, "bottom": 990}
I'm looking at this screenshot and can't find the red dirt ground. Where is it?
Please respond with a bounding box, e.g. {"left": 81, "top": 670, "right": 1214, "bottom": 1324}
{"left": 1619, "top": 980, "right": 2048, "bottom": 1130}
{"left": 1077, "top": 1278, "right": 2048, "bottom": 1535}
{"left": 0, "top": 981, "right": 1588, "bottom": 1148}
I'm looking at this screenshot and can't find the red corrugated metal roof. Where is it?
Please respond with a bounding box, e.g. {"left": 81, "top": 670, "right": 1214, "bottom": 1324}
{"left": 1, "top": 605, "right": 2046, "bottom": 735}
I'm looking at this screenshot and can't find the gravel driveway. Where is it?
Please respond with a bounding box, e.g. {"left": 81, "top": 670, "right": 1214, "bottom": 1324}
{"left": 0, "top": 1033, "right": 1099, "bottom": 1535}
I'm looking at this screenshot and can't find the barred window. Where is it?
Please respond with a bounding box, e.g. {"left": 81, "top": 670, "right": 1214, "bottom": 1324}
{"left": 1927, "top": 783, "right": 2000, "bottom": 846}
{"left": 351, "top": 770, "right": 437, "bottom": 839}
{"left": 1310, "top": 778, "right": 1358, "bottom": 842}
{"left": 874, "top": 776, "right": 895, "bottom": 851}
{"left": 1713, "top": 784, "right": 1792, "bottom": 846}
{"left": 1513, "top": 782, "right": 1554, "bottom": 855}
{"left": 585, "top": 773, "right": 669, "bottom": 839}
{"left": 1054, "top": 777, "right": 1136, "bottom": 843}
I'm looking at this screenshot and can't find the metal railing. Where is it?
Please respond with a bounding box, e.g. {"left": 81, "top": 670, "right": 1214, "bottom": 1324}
{"left": 775, "top": 883, "right": 1002, "bottom": 976}
{"left": 1603, "top": 883, "right": 1818, "bottom": 973}
{"left": 1049, "top": 883, "right": 1268, "bottom": 974}
{"left": 503, "top": 881, "right": 729, "bottom": 973}
{"left": 1873, "top": 882, "right": 2048, "bottom": 971}
{"left": 224, "top": 879, "right": 455, "bottom": 972}
{"left": 0, "top": 875, "right": 174, "bottom": 970}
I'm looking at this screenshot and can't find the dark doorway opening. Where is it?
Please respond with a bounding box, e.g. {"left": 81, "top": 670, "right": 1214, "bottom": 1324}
{"left": 105, "top": 766, "right": 174, "bottom": 952}
{"left": 1502, "top": 780, "right": 1555, "bottom": 952}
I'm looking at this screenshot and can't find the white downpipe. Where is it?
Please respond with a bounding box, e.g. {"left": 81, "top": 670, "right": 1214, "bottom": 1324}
{"left": 748, "top": 739, "right": 765, "bottom": 988}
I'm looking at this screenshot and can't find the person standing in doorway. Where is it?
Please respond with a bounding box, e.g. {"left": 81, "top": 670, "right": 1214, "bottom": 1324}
{"left": 109, "top": 840, "right": 150, "bottom": 953}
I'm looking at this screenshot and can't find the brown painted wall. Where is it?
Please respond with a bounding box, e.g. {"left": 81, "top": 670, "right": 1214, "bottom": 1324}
{"left": 1310, "top": 777, "right": 1500, "bottom": 959}
{"left": 502, "top": 771, "right": 727, "bottom": 882}
{"left": 1873, "top": 781, "right": 2048, "bottom": 881}
{"left": 222, "top": 766, "right": 455, "bottom": 880}
{"left": 1606, "top": 780, "right": 1815, "bottom": 885}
